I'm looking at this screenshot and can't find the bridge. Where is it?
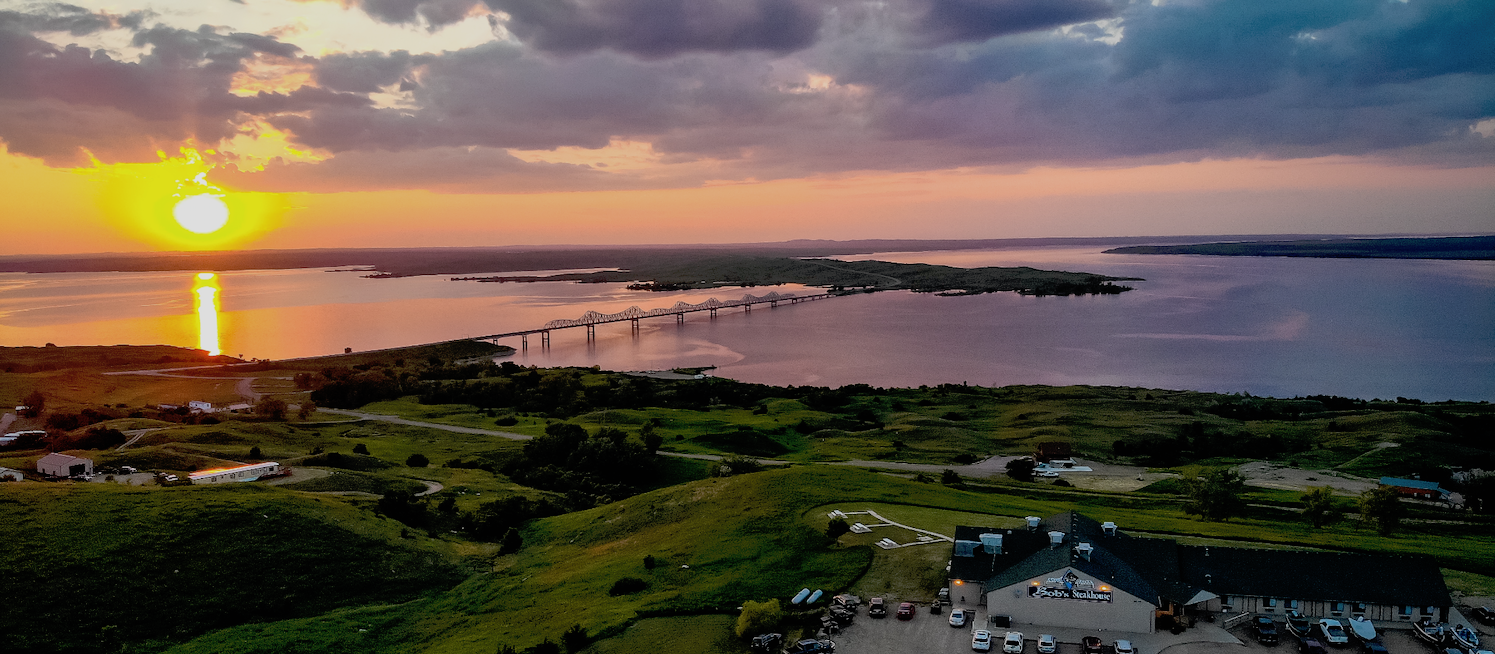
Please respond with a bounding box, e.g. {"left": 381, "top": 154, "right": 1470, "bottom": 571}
{"left": 474, "top": 290, "right": 833, "bottom": 348}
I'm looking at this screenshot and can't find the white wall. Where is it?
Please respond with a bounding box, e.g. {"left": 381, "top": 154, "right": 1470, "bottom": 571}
{"left": 985, "top": 567, "right": 1156, "bottom": 634}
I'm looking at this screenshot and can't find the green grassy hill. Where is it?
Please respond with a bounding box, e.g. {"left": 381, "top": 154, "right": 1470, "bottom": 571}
{"left": 0, "top": 483, "right": 466, "bottom": 653}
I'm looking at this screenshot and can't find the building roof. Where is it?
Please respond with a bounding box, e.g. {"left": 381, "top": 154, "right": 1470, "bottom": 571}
{"left": 37, "top": 452, "right": 89, "bottom": 467}
{"left": 951, "top": 511, "right": 1203, "bottom": 607}
{"left": 953, "top": 511, "right": 1451, "bottom": 610}
{"left": 1379, "top": 477, "right": 1445, "bottom": 492}
{"left": 1177, "top": 545, "right": 1448, "bottom": 607}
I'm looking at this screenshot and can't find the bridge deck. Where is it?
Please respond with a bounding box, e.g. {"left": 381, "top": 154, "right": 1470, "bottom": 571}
{"left": 473, "top": 291, "right": 833, "bottom": 341}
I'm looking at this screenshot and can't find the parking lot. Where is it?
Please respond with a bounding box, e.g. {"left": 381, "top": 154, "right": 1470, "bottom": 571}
{"left": 823, "top": 605, "right": 1466, "bottom": 654}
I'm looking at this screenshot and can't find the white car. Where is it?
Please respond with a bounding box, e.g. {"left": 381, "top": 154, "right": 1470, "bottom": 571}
{"left": 1318, "top": 619, "right": 1349, "bottom": 645}
{"left": 1004, "top": 631, "right": 1025, "bottom": 654}
{"left": 949, "top": 609, "right": 968, "bottom": 627}
{"left": 1115, "top": 640, "right": 1136, "bottom": 654}
{"left": 1037, "top": 635, "right": 1057, "bottom": 654}
{"left": 973, "top": 630, "right": 993, "bottom": 652}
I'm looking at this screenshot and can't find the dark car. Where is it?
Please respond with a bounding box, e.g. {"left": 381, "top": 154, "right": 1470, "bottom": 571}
{"left": 897, "top": 602, "right": 916, "bottom": 620}
{"left": 1300, "top": 638, "right": 1328, "bottom": 654}
{"left": 1472, "top": 606, "right": 1495, "bottom": 625}
{"left": 784, "top": 638, "right": 835, "bottom": 654}
{"left": 1359, "top": 642, "right": 1388, "bottom": 654}
{"left": 868, "top": 597, "right": 887, "bottom": 618}
{"left": 749, "top": 633, "right": 782, "bottom": 653}
{"left": 1082, "top": 636, "right": 1105, "bottom": 654}
{"left": 1256, "top": 617, "right": 1280, "bottom": 646}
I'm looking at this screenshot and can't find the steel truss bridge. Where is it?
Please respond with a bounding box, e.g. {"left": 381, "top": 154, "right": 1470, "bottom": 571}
{"left": 474, "top": 290, "right": 833, "bottom": 347}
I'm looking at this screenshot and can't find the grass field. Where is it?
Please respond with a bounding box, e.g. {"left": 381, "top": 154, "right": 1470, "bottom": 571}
{"left": 0, "top": 482, "right": 466, "bottom": 653}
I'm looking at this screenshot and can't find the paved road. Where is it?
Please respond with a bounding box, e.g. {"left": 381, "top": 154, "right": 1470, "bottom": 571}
{"left": 317, "top": 409, "right": 534, "bottom": 440}
{"left": 414, "top": 480, "right": 444, "bottom": 496}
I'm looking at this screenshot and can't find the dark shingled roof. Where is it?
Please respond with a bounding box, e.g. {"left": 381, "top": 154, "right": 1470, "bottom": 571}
{"left": 950, "top": 512, "right": 1203, "bottom": 607}
{"left": 1177, "top": 545, "right": 1449, "bottom": 607}
{"left": 951, "top": 512, "right": 1450, "bottom": 610}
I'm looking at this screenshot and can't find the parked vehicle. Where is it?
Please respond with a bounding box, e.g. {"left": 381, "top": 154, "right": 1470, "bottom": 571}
{"left": 938, "top": 588, "right": 951, "bottom": 605}
{"left": 1318, "top": 619, "right": 1350, "bottom": 646}
{"left": 1082, "top": 636, "right": 1105, "bottom": 654}
{"left": 896, "top": 602, "right": 915, "bottom": 620}
{"left": 1287, "top": 612, "right": 1313, "bottom": 639}
{"left": 826, "top": 607, "right": 855, "bottom": 626}
{"left": 784, "top": 638, "right": 835, "bottom": 654}
{"left": 868, "top": 597, "right": 887, "bottom": 618}
{"left": 972, "top": 630, "right": 993, "bottom": 652}
{"left": 1037, "top": 635, "right": 1057, "bottom": 654}
{"left": 749, "top": 632, "right": 782, "bottom": 653}
{"left": 1451, "top": 624, "right": 1480, "bottom": 651}
{"left": 1347, "top": 617, "right": 1376, "bottom": 643}
{"left": 1472, "top": 607, "right": 1494, "bottom": 625}
{"left": 1255, "top": 617, "right": 1280, "bottom": 645}
{"left": 1415, "top": 618, "right": 1448, "bottom": 645}
{"left": 1115, "top": 640, "right": 1136, "bottom": 654}
{"left": 832, "top": 594, "right": 861, "bottom": 611}
{"left": 950, "top": 609, "right": 969, "bottom": 627}
{"left": 1300, "top": 638, "right": 1329, "bottom": 654}
{"left": 1003, "top": 632, "right": 1025, "bottom": 654}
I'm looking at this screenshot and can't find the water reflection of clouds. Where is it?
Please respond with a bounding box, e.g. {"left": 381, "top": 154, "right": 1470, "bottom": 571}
{"left": 1115, "top": 311, "right": 1309, "bottom": 342}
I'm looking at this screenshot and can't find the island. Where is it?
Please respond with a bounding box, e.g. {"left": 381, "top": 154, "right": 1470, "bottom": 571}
{"left": 1104, "top": 235, "right": 1495, "bottom": 260}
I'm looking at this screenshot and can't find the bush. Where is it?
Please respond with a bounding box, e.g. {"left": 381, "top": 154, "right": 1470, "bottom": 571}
{"left": 735, "top": 599, "right": 782, "bottom": 637}
{"left": 826, "top": 518, "right": 851, "bottom": 540}
{"left": 406, "top": 453, "right": 429, "bottom": 468}
{"left": 561, "top": 624, "right": 588, "bottom": 653}
{"left": 353, "top": 443, "right": 370, "bottom": 455}
{"left": 608, "top": 577, "right": 649, "bottom": 596}
{"left": 495, "top": 416, "right": 519, "bottom": 426}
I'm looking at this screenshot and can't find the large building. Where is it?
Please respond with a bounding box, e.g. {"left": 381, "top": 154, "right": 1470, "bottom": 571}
{"left": 949, "top": 512, "right": 1449, "bottom": 634}
{"left": 36, "top": 453, "right": 93, "bottom": 477}
{"left": 188, "top": 462, "right": 281, "bottom": 484}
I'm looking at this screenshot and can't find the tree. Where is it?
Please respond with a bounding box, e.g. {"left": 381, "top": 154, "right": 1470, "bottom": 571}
{"left": 640, "top": 423, "right": 662, "bottom": 454}
{"left": 1301, "top": 486, "right": 1341, "bottom": 528}
{"left": 826, "top": 518, "right": 851, "bottom": 541}
{"left": 528, "top": 639, "right": 561, "bottom": 654}
{"left": 353, "top": 443, "right": 370, "bottom": 455}
{"left": 1182, "top": 467, "right": 1246, "bottom": 521}
{"left": 297, "top": 400, "right": 317, "bottom": 420}
{"left": 941, "top": 468, "right": 961, "bottom": 485}
{"left": 255, "top": 397, "right": 288, "bottom": 420}
{"left": 1005, "top": 457, "right": 1035, "bottom": 482}
{"left": 560, "top": 624, "right": 588, "bottom": 653}
{"left": 20, "top": 390, "right": 44, "bottom": 417}
{"left": 499, "top": 527, "right": 523, "bottom": 554}
{"left": 406, "top": 453, "right": 430, "bottom": 468}
{"left": 608, "top": 577, "right": 648, "bottom": 596}
{"left": 248, "top": 446, "right": 262, "bottom": 459}
{"left": 1359, "top": 486, "right": 1405, "bottom": 534}
{"left": 734, "top": 599, "right": 782, "bottom": 637}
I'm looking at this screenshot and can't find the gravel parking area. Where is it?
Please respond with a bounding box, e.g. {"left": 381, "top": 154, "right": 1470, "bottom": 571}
{"left": 828, "top": 604, "right": 1239, "bottom": 654}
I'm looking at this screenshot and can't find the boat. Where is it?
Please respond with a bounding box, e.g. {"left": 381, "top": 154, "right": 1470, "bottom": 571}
{"left": 1287, "top": 612, "right": 1312, "bottom": 638}
{"left": 1414, "top": 617, "right": 1447, "bottom": 645}
{"left": 1450, "top": 624, "right": 1480, "bottom": 651}
{"left": 1347, "top": 616, "right": 1377, "bottom": 643}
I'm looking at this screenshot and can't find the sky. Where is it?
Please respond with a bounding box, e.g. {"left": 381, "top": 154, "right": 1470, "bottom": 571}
{"left": 0, "top": 0, "right": 1492, "bottom": 254}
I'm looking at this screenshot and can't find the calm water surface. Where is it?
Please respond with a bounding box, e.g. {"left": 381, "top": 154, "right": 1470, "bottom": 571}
{"left": 1, "top": 247, "right": 1491, "bottom": 401}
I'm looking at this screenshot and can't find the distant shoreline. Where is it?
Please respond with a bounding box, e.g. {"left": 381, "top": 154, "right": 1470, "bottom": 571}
{"left": 1104, "top": 235, "right": 1495, "bottom": 260}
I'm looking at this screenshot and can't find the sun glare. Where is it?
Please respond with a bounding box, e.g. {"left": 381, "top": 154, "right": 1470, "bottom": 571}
{"left": 174, "top": 194, "right": 230, "bottom": 234}
{"left": 193, "top": 273, "right": 221, "bottom": 356}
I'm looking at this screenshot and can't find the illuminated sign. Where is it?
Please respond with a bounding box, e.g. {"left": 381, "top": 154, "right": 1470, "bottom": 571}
{"left": 1029, "top": 571, "right": 1113, "bottom": 603}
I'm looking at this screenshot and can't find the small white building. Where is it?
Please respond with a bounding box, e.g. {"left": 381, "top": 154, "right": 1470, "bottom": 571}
{"left": 0, "top": 467, "right": 23, "bottom": 481}
{"left": 188, "top": 401, "right": 214, "bottom": 413}
{"left": 37, "top": 453, "right": 93, "bottom": 477}
{"left": 189, "top": 461, "right": 281, "bottom": 484}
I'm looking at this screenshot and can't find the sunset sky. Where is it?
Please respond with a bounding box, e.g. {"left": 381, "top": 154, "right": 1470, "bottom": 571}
{"left": 1, "top": 0, "right": 1492, "bottom": 254}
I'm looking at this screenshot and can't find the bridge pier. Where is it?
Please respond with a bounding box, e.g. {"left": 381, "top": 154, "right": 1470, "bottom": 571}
{"left": 541, "top": 330, "right": 550, "bottom": 347}
{"left": 770, "top": 300, "right": 778, "bottom": 307}
{"left": 709, "top": 308, "right": 717, "bottom": 318}
{"left": 744, "top": 304, "right": 750, "bottom": 313}
{"left": 676, "top": 313, "right": 684, "bottom": 324}
{"left": 521, "top": 334, "right": 528, "bottom": 349}
{"left": 586, "top": 324, "right": 596, "bottom": 340}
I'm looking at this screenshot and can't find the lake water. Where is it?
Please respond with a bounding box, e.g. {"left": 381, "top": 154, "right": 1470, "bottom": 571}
{"left": 1, "top": 247, "right": 1491, "bottom": 401}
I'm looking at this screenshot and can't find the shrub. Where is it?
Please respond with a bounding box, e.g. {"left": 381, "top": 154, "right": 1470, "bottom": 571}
{"left": 560, "top": 624, "right": 588, "bottom": 653}
{"left": 406, "top": 453, "right": 430, "bottom": 468}
{"left": 353, "top": 443, "right": 370, "bottom": 455}
{"left": 826, "top": 518, "right": 851, "bottom": 540}
{"left": 735, "top": 599, "right": 782, "bottom": 637}
{"left": 495, "top": 416, "right": 519, "bottom": 426}
{"left": 608, "top": 577, "right": 648, "bottom": 596}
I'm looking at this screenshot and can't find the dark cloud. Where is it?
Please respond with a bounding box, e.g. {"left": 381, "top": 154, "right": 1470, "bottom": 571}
{"left": 913, "top": 0, "right": 1115, "bottom": 46}
{"left": 488, "top": 0, "right": 823, "bottom": 57}
{"left": 215, "top": 145, "right": 622, "bottom": 193}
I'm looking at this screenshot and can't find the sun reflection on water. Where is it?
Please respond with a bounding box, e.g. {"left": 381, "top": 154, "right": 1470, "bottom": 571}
{"left": 194, "top": 273, "right": 220, "bottom": 355}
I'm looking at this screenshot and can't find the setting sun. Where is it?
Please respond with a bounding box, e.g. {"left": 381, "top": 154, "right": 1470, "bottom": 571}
{"left": 174, "top": 194, "right": 230, "bottom": 234}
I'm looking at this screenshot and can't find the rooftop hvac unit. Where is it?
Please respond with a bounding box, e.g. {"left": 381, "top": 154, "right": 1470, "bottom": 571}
{"left": 1102, "top": 521, "right": 1117, "bottom": 536}
{"left": 954, "top": 540, "right": 981, "bottom": 558}
{"left": 1076, "top": 542, "right": 1093, "bottom": 561}
{"left": 980, "top": 533, "right": 1003, "bottom": 555}
{"left": 1026, "top": 516, "right": 1041, "bottom": 530}
{"left": 1048, "top": 531, "right": 1066, "bottom": 547}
